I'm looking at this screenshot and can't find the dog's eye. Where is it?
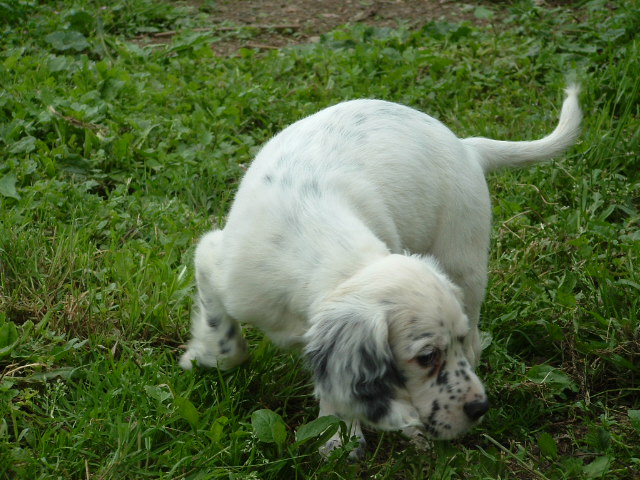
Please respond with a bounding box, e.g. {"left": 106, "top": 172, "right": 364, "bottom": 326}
{"left": 415, "top": 351, "right": 439, "bottom": 368}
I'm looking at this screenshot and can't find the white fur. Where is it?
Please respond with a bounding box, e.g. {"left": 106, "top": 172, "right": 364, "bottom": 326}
{"left": 180, "top": 87, "right": 581, "bottom": 455}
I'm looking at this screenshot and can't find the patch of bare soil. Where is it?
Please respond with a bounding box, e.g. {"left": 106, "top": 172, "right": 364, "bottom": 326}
{"left": 210, "top": 0, "right": 470, "bottom": 52}
{"left": 143, "top": 0, "right": 477, "bottom": 55}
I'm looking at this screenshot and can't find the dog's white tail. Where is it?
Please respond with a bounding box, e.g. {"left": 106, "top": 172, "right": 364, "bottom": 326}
{"left": 462, "top": 85, "right": 582, "bottom": 173}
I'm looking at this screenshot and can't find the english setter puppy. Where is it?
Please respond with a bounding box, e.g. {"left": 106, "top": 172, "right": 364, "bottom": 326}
{"left": 180, "top": 86, "right": 581, "bottom": 456}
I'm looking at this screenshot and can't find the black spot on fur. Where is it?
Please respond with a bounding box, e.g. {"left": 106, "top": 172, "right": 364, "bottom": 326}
{"left": 207, "top": 316, "right": 221, "bottom": 329}
{"left": 225, "top": 324, "right": 238, "bottom": 340}
{"left": 436, "top": 362, "right": 449, "bottom": 385}
{"left": 300, "top": 178, "right": 321, "bottom": 199}
{"left": 305, "top": 337, "right": 334, "bottom": 389}
{"left": 218, "top": 338, "right": 231, "bottom": 354}
{"left": 427, "top": 400, "right": 440, "bottom": 420}
{"left": 271, "top": 234, "right": 285, "bottom": 248}
{"left": 426, "top": 399, "right": 441, "bottom": 432}
{"left": 304, "top": 318, "right": 405, "bottom": 425}
{"left": 354, "top": 345, "right": 406, "bottom": 423}
{"left": 424, "top": 424, "right": 438, "bottom": 437}
{"left": 354, "top": 113, "right": 369, "bottom": 126}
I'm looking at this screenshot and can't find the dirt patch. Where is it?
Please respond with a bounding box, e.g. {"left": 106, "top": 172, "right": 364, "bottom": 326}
{"left": 142, "top": 0, "right": 479, "bottom": 55}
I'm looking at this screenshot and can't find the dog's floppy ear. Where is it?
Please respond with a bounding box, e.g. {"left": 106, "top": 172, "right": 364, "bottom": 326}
{"left": 304, "top": 301, "right": 419, "bottom": 430}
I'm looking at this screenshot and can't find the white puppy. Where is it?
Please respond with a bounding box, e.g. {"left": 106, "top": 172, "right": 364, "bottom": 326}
{"left": 180, "top": 87, "right": 581, "bottom": 455}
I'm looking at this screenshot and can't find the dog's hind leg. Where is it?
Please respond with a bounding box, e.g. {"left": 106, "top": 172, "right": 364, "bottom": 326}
{"left": 179, "top": 306, "right": 248, "bottom": 370}
{"left": 180, "top": 230, "right": 249, "bottom": 370}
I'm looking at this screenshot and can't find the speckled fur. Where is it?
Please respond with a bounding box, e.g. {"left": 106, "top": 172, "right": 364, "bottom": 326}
{"left": 180, "top": 87, "right": 581, "bottom": 455}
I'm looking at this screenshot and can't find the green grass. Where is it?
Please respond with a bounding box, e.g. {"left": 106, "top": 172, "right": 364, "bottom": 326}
{"left": 1, "top": 0, "right": 639, "bottom": 478}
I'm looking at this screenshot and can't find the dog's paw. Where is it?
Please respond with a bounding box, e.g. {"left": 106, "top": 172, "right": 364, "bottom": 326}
{"left": 179, "top": 341, "right": 249, "bottom": 371}
{"left": 179, "top": 346, "right": 220, "bottom": 370}
{"left": 318, "top": 437, "right": 342, "bottom": 458}
{"left": 179, "top": 350, "right": 198, "bottom": 370}
{"left": 319, "top": 432, "right": 366, "bottom": 461}
{"left": 401, "top": 425, "right": 432, "bottom": 451}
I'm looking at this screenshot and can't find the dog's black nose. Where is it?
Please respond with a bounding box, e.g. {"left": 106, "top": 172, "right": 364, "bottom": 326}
{"left": 464, "top": 398, "right": 490, "bottom": 421}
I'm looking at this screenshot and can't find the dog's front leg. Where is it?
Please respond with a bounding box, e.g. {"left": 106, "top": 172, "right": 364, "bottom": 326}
{"left": 317, "top": 397, "right": 366, "bottom": 460}
{"left": 180, "top": 230, "right": 249, "bottom": 370}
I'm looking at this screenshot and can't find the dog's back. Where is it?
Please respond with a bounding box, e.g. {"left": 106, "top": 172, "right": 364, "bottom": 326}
{"left": 212, "top": 89, "right": 581, "bottom": 343}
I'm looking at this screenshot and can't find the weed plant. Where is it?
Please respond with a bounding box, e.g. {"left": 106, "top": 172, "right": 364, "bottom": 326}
{"left": 1, "top": 0, "right": 638, "bottom": 478}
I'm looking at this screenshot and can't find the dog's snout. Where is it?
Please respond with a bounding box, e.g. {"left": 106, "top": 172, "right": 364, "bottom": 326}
{"left": 463, "top": 398, "right": 490, "bottom": 421}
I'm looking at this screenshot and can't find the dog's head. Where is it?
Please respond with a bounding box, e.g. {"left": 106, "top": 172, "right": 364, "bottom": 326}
{"left": 304, "top": 254, "right": 488, "bottom": 439}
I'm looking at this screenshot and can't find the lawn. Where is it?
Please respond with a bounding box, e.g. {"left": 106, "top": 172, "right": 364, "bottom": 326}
{"left": 1, "top": 0, "right": 639, "bottom": 478}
